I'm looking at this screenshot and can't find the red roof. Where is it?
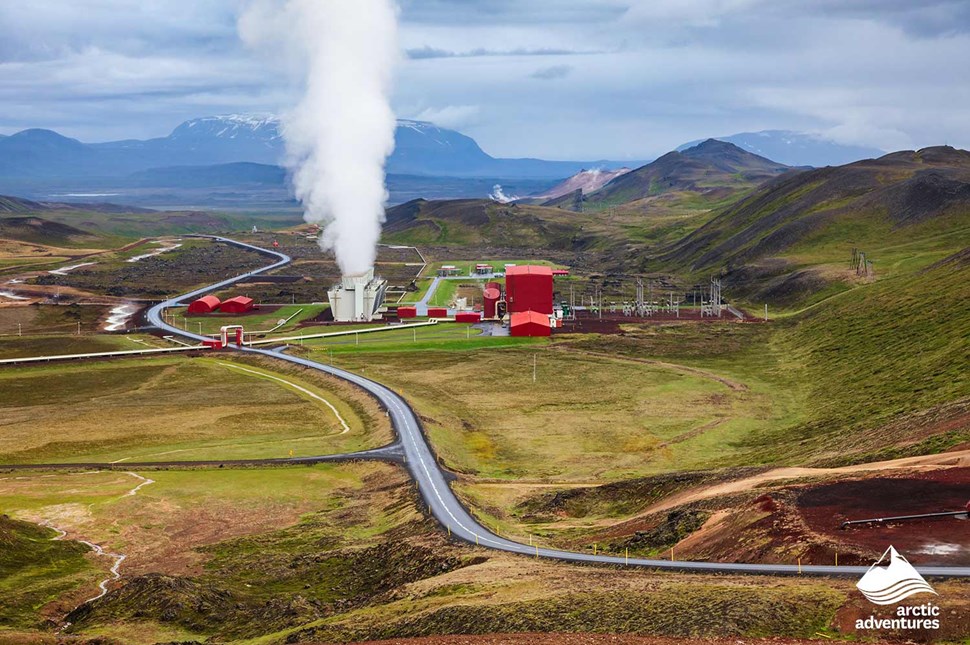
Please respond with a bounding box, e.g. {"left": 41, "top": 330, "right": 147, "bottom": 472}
{"left": 505, "top": 265, "right": 553, "bottom": 277}
{"left": 219, "top": 296, "right": 254, "bottom": 313}
{"left": 187, "top": 295, "right": 221, "bottom": 314}
{"left": 510, "top": 310, "right": 551, "bottom": 336}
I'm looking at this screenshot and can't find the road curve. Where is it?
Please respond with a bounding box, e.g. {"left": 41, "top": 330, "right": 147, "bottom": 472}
{"left": 131, "top": 236, "right": 970, "bottom": 578}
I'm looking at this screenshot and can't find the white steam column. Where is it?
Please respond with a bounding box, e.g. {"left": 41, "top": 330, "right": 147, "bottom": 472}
{"left": 328, "top": 268, "right": 387, "bottom": 322}
{"left": 240, "top": 0, "right": 399, "bottom": 316}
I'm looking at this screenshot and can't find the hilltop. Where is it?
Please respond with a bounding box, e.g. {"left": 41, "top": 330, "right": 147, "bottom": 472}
{"left": 677, "top": 130, "right": 884, "bottom": 167}
{"left": 0, "top": 194, "right": 152, "bottom": 215}
{"left": 587, "top": 139, "right": 791, "bottom": 207}
{"left": 0, "top": 215, "right": 99, "bottom": 247}
{"left": 656, "top": 145, "right": 970, "bottom": 307}
{"left": 383, "top": 198, "right": 598, "bottom": 252}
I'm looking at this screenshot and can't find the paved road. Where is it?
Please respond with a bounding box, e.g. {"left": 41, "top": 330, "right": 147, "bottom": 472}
{"left": 45, "top": 236, "right": 970, "bottom": 578}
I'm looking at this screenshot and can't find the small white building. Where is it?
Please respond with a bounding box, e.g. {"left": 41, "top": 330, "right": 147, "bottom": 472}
{"left": 327, "top": 269, "right": 388, "bottom": 322}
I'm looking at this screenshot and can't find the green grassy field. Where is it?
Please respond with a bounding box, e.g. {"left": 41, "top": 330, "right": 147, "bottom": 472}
{"left": 0, "top": 515, "right": 97, "bottom": 631}
{"left": 0, "top": 462, "right": 408, "bottom": 638}
{"left": 180, "top": 303, "right": 329, "bottom": 336}
{"left": 331, "top": 344, "right": 785, "bottom": 481}
{"left": 0, "top": 332, "right": 177, "bottom": 359}
{"left": 0, "top": 463, "right": 909, "bottom": 644}
{"left": 0, "top": 303, "right": 117, "bottom": 338}
{"left": 0, "top": 355, "right": 391, "bottom": 464}
{"left": 298, "top": 323, "right": 539, "bottom": 357}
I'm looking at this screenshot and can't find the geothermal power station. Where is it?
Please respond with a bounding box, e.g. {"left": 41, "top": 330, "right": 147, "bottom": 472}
{"left": 327, "top": 269, "right": 388, "bottom": 322}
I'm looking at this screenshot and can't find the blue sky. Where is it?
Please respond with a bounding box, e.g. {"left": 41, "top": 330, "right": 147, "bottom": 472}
{"left": 1, "top": 0, "right": 969, "bottom": 159}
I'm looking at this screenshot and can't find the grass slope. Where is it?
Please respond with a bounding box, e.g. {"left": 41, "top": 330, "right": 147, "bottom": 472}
{"left": 656, "top": 145, "right": 970, "bottom": 309}
{"left": 0, "top": 515, "right": 95, "bottom": 630}
{"left": 0, "top": 355, "right": 391, "bottom": 463}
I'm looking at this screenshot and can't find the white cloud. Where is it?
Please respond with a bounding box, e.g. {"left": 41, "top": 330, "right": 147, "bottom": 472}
{"left": 1, "top": 1, "right": 970, "bottom": 157}
{"left": 410, "top": 104, "right": 481, "bottom": 129}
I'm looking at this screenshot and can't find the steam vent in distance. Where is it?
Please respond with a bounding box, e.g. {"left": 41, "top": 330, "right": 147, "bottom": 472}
{"left": 328, "top": 269, "right": 388, "bottom": 322}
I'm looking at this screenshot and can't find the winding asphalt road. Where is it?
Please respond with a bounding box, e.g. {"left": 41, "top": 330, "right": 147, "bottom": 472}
{"left": 35, "top": 236, "right": 970, "bottom": 578}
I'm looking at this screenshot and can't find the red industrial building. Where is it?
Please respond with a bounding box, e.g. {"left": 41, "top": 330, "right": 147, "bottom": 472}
{"left": 187, "top": 295, "right": 221, "bottom": 314}
{"left": 505, "top": 265, "right": 553, "bottom": 315}
{"left": 397, "top": 306, "right": 417, "bottom": 319}
{"left": 455, "top": 312, "right": 481, "bottom": 323}
{"left": 483, "top": 284, "right": 501, "bottom": 319}
{"left": 426, "top": 307, "right": 449, "bottom": 317}
{"left": 219, "top": 296, "right": 254, "bottom": 314}
{"left": 510, "top": 311, "right": 551, "bottom": 336}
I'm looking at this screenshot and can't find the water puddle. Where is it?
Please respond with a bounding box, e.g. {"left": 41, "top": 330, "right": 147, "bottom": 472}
{"left": 917, "top": 542, "right": 963, "bottom": 556}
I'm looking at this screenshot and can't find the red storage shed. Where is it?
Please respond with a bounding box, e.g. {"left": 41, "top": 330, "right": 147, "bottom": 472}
{"left": 187, "top": 295, "right": 221, "bottom": 314}
{"left": 455, "top": 312, "right": 481, "bottom": 323}
{"left": 505, "top": 265, "right": 553, "bottom": 314}
{"left": 510, "top": 310, "right": 551, "bottom": 337}
{"left": 427, "top": 307, "right": 449, "bottom": 318}
{"left": 397, "top": 306, "right": 417, "bottom": 319}
{"left": 219, "top": 296, "right": 254, "bottom": 313}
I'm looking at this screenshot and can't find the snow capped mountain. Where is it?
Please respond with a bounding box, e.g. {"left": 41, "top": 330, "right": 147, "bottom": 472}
{"left": 0, "top": 114, "right": 630, "bottom": 182}
{"left": 170, "top": 114, "right": 282, "bottom": 142}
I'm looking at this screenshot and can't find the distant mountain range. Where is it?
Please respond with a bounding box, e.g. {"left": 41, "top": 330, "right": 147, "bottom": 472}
{"left": 0, "top": 115, "right": 629, "bottom": 182}
{"left": 676, "top": 130, "right": 884, "bottom": 167}
{"left": 0, "top": 116, "right": 890, "bottom": 208}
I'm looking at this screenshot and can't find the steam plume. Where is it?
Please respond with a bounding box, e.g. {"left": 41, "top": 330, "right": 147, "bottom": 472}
{"left": 489, "top": 184, "right": 519, "bottom": 203}
{"left": 240, "top": 0, "right": 399, "bottom": 276}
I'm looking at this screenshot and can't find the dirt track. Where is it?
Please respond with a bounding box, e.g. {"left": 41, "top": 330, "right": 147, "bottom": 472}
{"left": 638, "top": 449, "right": 970, "bottom": 517}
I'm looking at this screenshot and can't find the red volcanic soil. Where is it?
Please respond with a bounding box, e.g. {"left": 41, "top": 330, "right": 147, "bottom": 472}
{"left": 349, "top": 637, "right": 860, "bottom": 645}
{"left": 797, "top": 468, "right": 970, "bottom": 565}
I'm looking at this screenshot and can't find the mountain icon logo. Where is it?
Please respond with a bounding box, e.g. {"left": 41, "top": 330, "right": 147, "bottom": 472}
{"left": 857, "top": 546, "right": 938, "bottom": 605}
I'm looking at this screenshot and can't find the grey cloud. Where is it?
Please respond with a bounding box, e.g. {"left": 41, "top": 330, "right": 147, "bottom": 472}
{"left": 407, "top": 46, "right": 594, "bottom": 59}
{"left": 1, "top": 0, "right": 969, "bottom": 158}
{"left": 399, "top": 0, "right": 627, "bottom": 25}
{"left": 531, "top": 65, "right": 573, "bottom": 80}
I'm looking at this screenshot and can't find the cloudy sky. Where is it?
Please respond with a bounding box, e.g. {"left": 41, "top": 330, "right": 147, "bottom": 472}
{"left": 1, "top": 0, "right": 969, "bottom": 159}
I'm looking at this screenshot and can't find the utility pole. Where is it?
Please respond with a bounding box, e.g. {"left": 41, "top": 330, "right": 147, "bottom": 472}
{"left": 76, "top": 321, "right": 81, "bottom": 336}
{"left": 18, "top": 323, "right": 22, "bottom": 337}
{"left": 532, "top": 354, "right": 537, "bottom": 383}
{"left": 764, "top": 304, "right": 768, "bottom": 322}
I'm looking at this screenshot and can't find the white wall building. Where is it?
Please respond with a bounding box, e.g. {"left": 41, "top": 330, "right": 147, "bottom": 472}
{"left": 327, "top": 269, "right": 387, "bottom": 322}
